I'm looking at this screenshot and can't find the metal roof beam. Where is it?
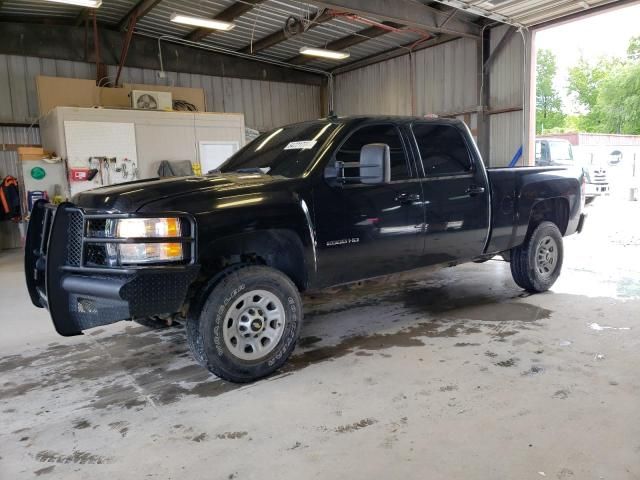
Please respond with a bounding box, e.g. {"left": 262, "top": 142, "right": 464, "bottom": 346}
{"left": 74, "top": 8, "right": 91, "bottom": 26}
{"left": 286, "top": 21, "right": 403, "bottom": 65}
{"left": 483, "top": 25, "right": 515, "bottom": 71}
{"left": 116, "top": 0, "right": 163, "bottom": 31}
{"left": 427, "top": 0, "right": 522, "bottom": 28}
{"left": 185, "top": 0, "right": 264, "bottom": 42}
{"left": 0, "top": 15, "right": 73, "bottom": 25}
{"left": 307, "top": 0, "right": 481, "bottom": 38}
{"left": 0, "top": 22, "right": 324, "bottom": 85}
{"left": 239, "top": 9, "right": 334, "bottom": 54}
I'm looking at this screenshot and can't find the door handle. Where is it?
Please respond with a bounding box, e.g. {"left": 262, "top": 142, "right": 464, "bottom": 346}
{"left": 465, "top": 185, "right": 485, "bottom": 196}
{"left": 395, "top": 192, "right": 420, "bottom": 204}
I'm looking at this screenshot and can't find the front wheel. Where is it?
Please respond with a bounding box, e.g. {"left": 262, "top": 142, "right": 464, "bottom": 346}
{"left": 510, "top": 221, "right": 564, "bottom": 293}
{"left": 187, "top": 265, "right": 303, "bottom": 383}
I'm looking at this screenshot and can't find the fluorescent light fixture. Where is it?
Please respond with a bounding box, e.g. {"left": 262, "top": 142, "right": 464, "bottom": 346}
{"left": 299, "top": 46, "right": 350, "bottom": 60}
{"left": 170, "top": 12, "right": 235, "bottom": 31}
{"left": 45, "top": 0, "right": 102, "bottom": 6}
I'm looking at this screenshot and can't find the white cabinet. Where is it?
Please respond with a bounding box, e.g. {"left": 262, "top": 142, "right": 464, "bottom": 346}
{"left": 39, "top": 107, "right": 245, "bottom": 197}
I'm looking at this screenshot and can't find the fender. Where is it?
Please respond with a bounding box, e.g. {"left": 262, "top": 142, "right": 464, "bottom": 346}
{"left": 179, "top": 191, "right": 315, "bottom": 290}
{"left": 512, "top": 172, "right": 581, "bottom": 246}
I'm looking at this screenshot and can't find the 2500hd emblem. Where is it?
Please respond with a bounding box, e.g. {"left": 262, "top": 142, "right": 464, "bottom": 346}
{"left": 326, "top": 237, "right": 360, "bottom": 247}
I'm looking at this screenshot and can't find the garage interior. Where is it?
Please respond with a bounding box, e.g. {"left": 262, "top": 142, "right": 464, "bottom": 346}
{"left": 1, "top": 0, "right": 639, "bottom": 478}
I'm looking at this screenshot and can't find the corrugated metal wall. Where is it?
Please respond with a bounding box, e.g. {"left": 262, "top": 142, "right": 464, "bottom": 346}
{"left": 334, "top": 55, "right": 412, "bottom": 116}
{"left": 0, "top": 126, "right": 39, "bottom": 249}
{"left": 490, "top": 111, "right": 523, "bottom": 167}
{"left": 0, "top": 54, "right": 322, "bottom": 249}
{"left": 334, "top": 30, "right": 531, "bottom": 168}
{"left": 335, "top": 38, "right": 479, "bottom": 117}
{"left": 488, "top": 24, "right": 530, "bottom": 167}
{"left": 414, "top": 38, "right": 478, "bottom": 116}
{"left": 0, "top": 54, "right": 322, "bottom": 130}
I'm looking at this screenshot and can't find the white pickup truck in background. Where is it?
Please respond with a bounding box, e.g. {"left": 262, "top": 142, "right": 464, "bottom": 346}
{"left": 536, "top": 137, "right": 609, "bottom": 204}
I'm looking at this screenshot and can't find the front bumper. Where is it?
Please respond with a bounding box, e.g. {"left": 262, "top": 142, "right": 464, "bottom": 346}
{"left": 25, "top": 201, "right": 199, "bottom": 336}
{"left": 585, "top": 183, "right": 609, "bottom": 196}
{"left": 576, "top": 213, "right": 586, "bottom": 234}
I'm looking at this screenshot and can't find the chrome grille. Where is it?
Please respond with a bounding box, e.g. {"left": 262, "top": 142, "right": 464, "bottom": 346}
{"left": 591, "top": 168, "right": 607, "bottom": 184}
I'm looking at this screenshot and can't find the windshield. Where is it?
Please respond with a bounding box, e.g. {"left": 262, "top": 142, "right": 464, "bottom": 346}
{"left": 548, "top": 140, "right": 573, "bottom": 162}
{"left": 219, "top": 122, "right": 338, "bottom": 178}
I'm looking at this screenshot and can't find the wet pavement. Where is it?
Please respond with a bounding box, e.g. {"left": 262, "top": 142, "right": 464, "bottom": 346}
{"left": 1, "top": 198, "right": 639, "bottom": 479}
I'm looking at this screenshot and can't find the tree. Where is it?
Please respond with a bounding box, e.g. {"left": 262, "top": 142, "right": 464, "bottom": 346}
{"left": 598, "top": 61, "right": 640, "bottom": 134}
{"left": 536, "top": 49, "right": 565, "bottom": 134}
{"left": 628, "top": 35, "right": 640, "bottom": 59}
{"left": 566, "top": 57, "right": 615, "bottom": 132}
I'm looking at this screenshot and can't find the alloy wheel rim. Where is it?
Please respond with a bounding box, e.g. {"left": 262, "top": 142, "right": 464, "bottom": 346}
{"left": 222, "top": 289, "right": 285, "bottom": 361}
{"left": 535, "top": 235, "right": 558, "bottom": 278}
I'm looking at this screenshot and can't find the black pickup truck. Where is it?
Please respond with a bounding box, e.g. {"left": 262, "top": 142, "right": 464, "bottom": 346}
{"left": 25, "top": 116, "right": 586, "bottom": 382}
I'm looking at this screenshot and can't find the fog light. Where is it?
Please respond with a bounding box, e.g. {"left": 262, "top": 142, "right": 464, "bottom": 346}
{"left": 77, "top": 297, "right": 97, "bottom": 314}
{"left": 117, "top": 242, "right": 184, "bottom": 264}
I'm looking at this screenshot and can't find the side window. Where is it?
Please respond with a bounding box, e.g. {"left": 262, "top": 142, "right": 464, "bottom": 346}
{"left": 412, "top": 124, "right": 472, "bottom": 176}
{"left": 335, "top": 124, "right": 411, "bottom": 180}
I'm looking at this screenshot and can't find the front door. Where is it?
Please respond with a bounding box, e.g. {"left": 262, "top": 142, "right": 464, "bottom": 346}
{"left": 313, "top": 123, "right": 425, "bottom": 287}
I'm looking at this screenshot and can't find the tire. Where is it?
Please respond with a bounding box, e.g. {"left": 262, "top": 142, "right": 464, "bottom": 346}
{"left": 186, "top": 266, "right": 246, "bottom": 368}
{"left": 510, "top": 221, "right": 563, "bottom": 293}
{"left": 187, "top": 265, "right": 303, "bottom": 383}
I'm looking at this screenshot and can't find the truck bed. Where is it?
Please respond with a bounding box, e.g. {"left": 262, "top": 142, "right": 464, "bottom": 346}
{"left": 485, "top": 166, "right": 583, "bottom": 254}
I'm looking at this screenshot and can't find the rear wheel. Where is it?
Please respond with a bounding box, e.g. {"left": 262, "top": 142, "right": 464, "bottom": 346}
{"left": 187, "top": 265, "right": 302, "bottom": 383}
{"left": 510, "top": 221, "right": 563, "bottom": 292}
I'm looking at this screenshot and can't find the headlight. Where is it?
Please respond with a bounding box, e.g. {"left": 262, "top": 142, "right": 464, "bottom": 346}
{"left": 106, "top": 218, "right": 184, "bottom": 264}
{"left": 115, "top": 218, "right": 181, "bottom": 238}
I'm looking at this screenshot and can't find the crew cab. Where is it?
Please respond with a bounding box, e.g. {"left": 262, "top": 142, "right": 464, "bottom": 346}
{"left": 25, "top": 116, "right": 586, "bottom": 382}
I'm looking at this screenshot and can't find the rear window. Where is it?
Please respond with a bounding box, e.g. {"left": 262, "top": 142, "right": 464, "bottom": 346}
{"left": 412, "top": 123, "right": 472, "bottom": 176}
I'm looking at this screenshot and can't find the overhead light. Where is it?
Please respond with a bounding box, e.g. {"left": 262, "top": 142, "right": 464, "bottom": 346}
{"left": 170, "top": 13, "right": 235, "bottom": 31}
{"left": 299, "top": 47, "right": 350, "bottom": 60}
{"left": 45, "top": 0, "right": 102, "bottom": 6}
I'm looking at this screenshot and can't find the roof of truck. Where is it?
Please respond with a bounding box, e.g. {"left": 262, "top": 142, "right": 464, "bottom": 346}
{"left": 288, "top": 115, "right": 465, "bottom": 129}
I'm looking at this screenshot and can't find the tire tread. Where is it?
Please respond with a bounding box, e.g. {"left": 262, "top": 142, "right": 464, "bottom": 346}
{"left": 510, "top": 221, "right": 563, "bottom": 293}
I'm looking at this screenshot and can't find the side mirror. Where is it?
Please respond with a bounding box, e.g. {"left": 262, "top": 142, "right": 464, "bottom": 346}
{"left": 334, "top": 143, "right": 391, "bottom": 185}
{"left": 359, "top": 143, "right": 390, "bottom": 184}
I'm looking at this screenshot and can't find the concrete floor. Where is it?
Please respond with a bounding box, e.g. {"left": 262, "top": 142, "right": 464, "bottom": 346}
{"left": 1, "top": 198, "right": 639, "bottom": 480}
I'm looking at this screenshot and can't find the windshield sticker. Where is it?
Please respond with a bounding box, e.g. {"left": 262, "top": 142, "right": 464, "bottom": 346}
{"left": 284, "top": 140, "right": 317, "bottom": 150}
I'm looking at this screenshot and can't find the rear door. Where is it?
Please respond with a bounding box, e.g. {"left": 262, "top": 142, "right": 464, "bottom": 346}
{"left": 410, "top": 122, "right": 490, "bottom": 263}
{"left": 313, "top": 122, "right": 425, "bottom": 286}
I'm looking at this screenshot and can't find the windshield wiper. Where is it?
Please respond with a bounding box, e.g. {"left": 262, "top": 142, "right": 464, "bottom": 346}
{"left": 234, "top": 167, "right": 271, "bottom": 174}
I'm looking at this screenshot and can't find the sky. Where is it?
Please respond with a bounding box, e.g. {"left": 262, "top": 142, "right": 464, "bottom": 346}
{"left": 535, "top": 2, "right": 640, "bottom": 112}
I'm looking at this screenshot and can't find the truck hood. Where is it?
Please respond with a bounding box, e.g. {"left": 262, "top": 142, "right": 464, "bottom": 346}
{"left": 73, "top": 173, "right": 287, "bottom": 212}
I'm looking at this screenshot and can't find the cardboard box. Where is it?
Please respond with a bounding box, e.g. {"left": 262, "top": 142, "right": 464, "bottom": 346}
{"left": 36, "top": 76, "right": 207, "bottom": 116}
{"left": 17, "top": 146, "right": 50, "bottom": 161}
